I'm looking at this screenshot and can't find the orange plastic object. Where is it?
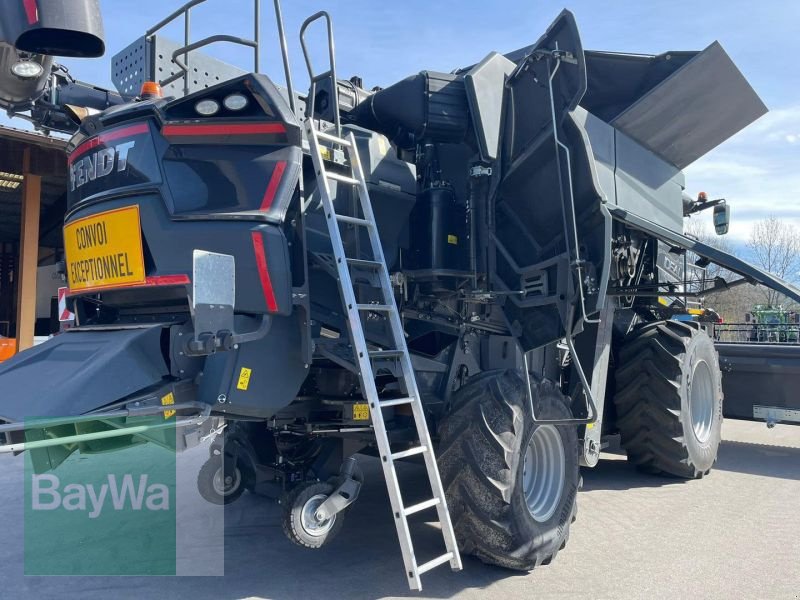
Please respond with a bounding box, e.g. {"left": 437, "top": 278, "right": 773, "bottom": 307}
{"left": 0, "top": 338, "right": 16, "bottom": 362}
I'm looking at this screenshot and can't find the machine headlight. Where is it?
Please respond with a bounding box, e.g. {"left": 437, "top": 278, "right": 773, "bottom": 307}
{"left": 223, "top": 93, "right": 248, "bottom": 111}
{"left": 11, "top": 60, "right": 44, "bottom": 80}
{"left": 195, "top": 99, "right": 221, "bottom": 116}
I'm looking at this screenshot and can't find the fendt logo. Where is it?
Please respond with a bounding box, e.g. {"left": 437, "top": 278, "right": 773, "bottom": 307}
{"left": 69, "top": 140, "right": 135, "bottom": 191}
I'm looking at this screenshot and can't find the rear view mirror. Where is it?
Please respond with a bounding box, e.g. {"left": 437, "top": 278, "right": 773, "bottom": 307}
{"left": 2, "top": 0, "right": 105, "bottom": 58}
{"left": 713, "top": 203, "right": 730, "bottom": 235}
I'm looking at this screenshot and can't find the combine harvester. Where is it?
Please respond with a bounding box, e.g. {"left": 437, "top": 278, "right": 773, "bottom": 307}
{"left": 1, "top": 0, "right": 798, "bottom": 588}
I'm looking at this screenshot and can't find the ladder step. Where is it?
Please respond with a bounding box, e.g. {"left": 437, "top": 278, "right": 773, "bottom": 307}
{"left": 326, "top": 171, "right": 359, "bottom": 186}
{"left": 417, "top": 552, "right": 455, "bottom": 575}
{"left": 392, "top": 445, "right": 427, "bottom": 460}
{"left": 369, "top": 349, "right": 404, "bottom": 359}
{"left": 403, "top": 497, "right": 441, "bottom": 516}
{"left": 379, "top": 397, "right": 414, "bottom": 408}
{"left": 336, "top": 214, "right": 372, "bottom": 227}
{"left": 316, "top": 129, "right": 352, "bottom": 147}
{"left": 357, "top": 304, "right": 392, "bottom": 311}
{"left": 347, "top": 258, "right": 383, "bottom": 270}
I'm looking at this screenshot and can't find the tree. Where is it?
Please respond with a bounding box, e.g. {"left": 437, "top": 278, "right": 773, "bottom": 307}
{"left": 746, "top": 215, "right": 800, "bottom": 307}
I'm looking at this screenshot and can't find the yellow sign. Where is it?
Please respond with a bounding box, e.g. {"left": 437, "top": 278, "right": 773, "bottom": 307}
{"left": 447, "top": 234, "right": 458, "bottom": 245}
{"left": 237, "top": 367, "right": 252, "bottom": 391}
{"left": 161, "top": 392, "right": 176, "bottom": 419}
{"left": 63, "top": 205, "right": 146, "bottom": 292}
{"left": 352, "top": 403, "right": 370, "bottom": 421}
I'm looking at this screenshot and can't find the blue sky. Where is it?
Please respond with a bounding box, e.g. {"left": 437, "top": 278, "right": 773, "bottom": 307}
{"left": 7, "top": 0, "right": 799, "bottom": 243}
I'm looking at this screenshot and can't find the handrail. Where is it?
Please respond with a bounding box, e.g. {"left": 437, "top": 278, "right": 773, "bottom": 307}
{"left": 144, "top": 0, "right": 262, "bottom": 97}
{"left": 300, "top": 11, "right": 341, "bottom": 136}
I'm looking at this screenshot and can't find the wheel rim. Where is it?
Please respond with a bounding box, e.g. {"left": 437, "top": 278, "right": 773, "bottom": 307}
{"left": 690, "top": 359, "right": 715, "bottom": 444}
{"left": 522, "top": 425, "right": 566, "bottom": 523}
{"left": 300, "top": 494, "right": 335, "bottom": 537}
{"left": 212, "top": 467, "right": 241, "bottom": 496}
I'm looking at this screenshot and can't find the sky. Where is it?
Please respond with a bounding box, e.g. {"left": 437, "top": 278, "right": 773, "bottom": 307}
{"left": 4, "top": 0, "right": 799, "bottom": 246}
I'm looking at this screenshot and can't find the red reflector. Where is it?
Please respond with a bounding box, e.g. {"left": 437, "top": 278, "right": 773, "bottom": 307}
{"left": 23, "top": 0, "right": 38, "bottom": 24}
{"left": 162, "top": 123, "right": 286, "bottom": 137}
{"left": 260, "top": 160, "right": 287, "bottom": 211}
{"left": 251, "top": 231, "right": 279, "bottom": 313}
{"left": 69, "top": 123, "right": 150, "bottom": 165}
{"left": 67, "top": 274, "right": 190, "bottom": 296}
{"left": 145, "top": 275, "right": 191, "bottom": 287}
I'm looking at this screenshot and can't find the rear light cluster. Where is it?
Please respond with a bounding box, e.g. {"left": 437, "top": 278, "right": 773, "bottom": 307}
{"left": 194, "top": 93, "right": 249, "bottom": 117}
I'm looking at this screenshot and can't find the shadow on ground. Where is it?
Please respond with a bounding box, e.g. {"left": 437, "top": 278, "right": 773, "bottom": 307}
{"left": 713, "top": 439, "right": 800, "bottom": 481}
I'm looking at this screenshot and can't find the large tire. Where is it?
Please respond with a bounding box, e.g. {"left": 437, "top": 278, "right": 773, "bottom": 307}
{"left": 613, "top": 320, "right": 723, "bottom": 478}
{"left": 437, "top": 370, "right": 580, "bottom": 570}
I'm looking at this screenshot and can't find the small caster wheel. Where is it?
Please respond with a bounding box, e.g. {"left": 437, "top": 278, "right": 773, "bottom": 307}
{"left": 197, "top": 456, "right": 245, "bottom": 505}
{"left": 281, "top": 481, "right": 344, "bottom": 549}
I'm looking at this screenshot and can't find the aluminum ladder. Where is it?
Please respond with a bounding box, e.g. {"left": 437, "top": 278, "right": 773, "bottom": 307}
{"left": 304, "top": 119, "right": 462, "bottom": 590}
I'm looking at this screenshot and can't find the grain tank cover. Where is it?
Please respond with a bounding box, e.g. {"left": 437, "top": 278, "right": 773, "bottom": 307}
{"left": 608, "top": 42, "right": 767, "bottom": 169}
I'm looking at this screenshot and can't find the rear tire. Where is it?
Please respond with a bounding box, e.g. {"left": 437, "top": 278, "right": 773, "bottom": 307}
{"left": 613, "top": 320, "right": 723, "bottom": 478}
{"left": 437, "top": 370, "right": 580, "bottom": 570}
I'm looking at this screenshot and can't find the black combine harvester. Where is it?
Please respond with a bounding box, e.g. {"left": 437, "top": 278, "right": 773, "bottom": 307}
{"left": 2, "top": 0, "right": 799, "bottom": 590}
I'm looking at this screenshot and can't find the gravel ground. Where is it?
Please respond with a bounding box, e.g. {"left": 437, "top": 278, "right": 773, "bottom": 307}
{"left": 1, "top": 419, "right": 798, "bottom": 600}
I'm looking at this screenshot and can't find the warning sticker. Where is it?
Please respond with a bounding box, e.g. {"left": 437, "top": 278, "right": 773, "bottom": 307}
{"left": 237, "top": 367, "right": 252, "bottom": 391}
{"left": 352, "top": 403, "right": 370, "bottom": 421}
{"left": 161, "top": 392, "right": 176, "bottom": 419}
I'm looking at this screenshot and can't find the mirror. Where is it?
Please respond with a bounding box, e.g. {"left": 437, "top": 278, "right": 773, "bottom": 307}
{"left": 713, "top": 203, "right": 730, "bottom": 235}
{"left": 10, "top": 0, "right": 105, "bottom": 58}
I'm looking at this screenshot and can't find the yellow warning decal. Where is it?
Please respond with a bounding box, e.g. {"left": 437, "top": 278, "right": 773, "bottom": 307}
{"left": 237, "top": 367, "right": 252, "bottom": 391}
{"left": 161, "top": 392, "right": 176, "bottom": 419}
{"left": 447, "top": 234, "right": 458, "bottom": 245}
{"left": 352, "top": 403, "right": 370, "bottom": 421}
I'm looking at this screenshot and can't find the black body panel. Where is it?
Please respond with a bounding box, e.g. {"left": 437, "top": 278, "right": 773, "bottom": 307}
{"left": 0, "top": 326, "right": 167, "bottom": 421}
{"left": 717, "top": 343, "right": 800, "bottom": 424}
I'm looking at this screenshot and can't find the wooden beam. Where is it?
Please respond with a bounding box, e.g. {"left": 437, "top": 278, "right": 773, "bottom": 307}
{"left": 15, "top": 149, "right": 42, "bottom": 353}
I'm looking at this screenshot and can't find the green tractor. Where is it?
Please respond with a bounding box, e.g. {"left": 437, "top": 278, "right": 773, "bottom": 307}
{"left": 745, "top": 305, "right": 800, "bottom": 343}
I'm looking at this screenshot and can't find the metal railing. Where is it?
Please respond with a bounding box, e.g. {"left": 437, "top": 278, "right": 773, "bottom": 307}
{"left": 300, "top": 11, "right": 340, "bottom": 135}
{"left": 144, "top": 0, "right": 296, "bottom": 110}
{"left": 713, "top": 323, "right": 800, "bottom": 344}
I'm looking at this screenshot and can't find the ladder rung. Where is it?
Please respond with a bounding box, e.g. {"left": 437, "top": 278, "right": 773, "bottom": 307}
{"left": 327, "top": 171, "right": 359, "bottom": 186}
{"left": 316, "top": 130, "right": 352, "bottom": 147}
{"left": 403, "top": 497, "right": 441, "bottom": 517}
{"left": 336, "top": 215, "right": 372, "bottom": 227}
{"left": 379, "top": 397, "right": 414, "bottom": 408}
{"left": 417, "top": 552, "right": 455, "bottom": 575}
{"left": 392, "top": 445, "right": 427, "bottom": 460}
{"left": 369, "top": 349, "right": 404, "bottom": 359}
{"left": 347, "top": 258, "right": 383, "bottom": 270}
{"left": 357, "top": 304, "right": 392, "bottom": 311}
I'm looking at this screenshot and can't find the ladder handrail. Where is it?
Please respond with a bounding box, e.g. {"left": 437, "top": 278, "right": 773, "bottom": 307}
{"left": 299, "top": 11, "right": 341, "bottom": 136}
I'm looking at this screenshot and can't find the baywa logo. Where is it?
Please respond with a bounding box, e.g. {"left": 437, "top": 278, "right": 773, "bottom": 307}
{"left": 25, "top": 440, "right": 178, "bottom": 576}
{"left": 32, "top": 473, "right": 170, "bottom": 519}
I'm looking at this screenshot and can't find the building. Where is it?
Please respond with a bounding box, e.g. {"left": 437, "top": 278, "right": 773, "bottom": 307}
{"left": 0, "top": 125, "right": 69, "bottom": 356}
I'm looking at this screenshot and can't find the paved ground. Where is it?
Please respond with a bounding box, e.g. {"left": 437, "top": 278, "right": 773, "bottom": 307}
{"left": 1, "top": 419, "right": 798, "bottom": 599}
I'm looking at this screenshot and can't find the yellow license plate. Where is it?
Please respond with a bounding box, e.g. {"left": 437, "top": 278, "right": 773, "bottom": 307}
{"left": 352, "top": 403, "right": 370, "bottom": 421}
{"left": 64, "top": 206, "right": 146, "bottom": 292}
